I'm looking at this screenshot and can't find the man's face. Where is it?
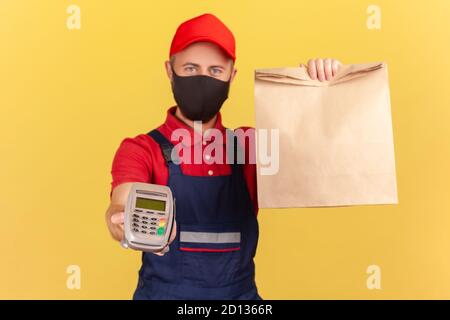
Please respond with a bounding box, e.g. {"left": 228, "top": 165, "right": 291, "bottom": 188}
{"left": 165, "top": 41, "right": 237, "bottom": 83}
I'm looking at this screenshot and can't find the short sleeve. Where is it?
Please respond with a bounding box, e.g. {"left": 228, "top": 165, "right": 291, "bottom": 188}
{"left": 110, "top": 135, "right": 153, "bottom": 198}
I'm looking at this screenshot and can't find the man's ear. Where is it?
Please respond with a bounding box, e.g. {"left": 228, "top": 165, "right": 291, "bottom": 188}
{"left": 165, "top": 60, "right": 173, "bottom": 82}
{"left": 229, "top": 67, "right": 237, "bottom": 83}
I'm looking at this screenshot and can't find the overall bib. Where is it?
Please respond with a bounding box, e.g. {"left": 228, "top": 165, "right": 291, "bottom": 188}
{"left": 133, "top": 129, "right": 261, "bottom": 300}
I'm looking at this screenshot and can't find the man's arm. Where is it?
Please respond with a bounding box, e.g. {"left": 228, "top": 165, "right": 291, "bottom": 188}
{"left": 106, "top": 137, "right": 155, "bottom": 249}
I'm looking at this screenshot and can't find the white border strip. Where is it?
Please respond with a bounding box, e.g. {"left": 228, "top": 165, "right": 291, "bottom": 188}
{"left": 180, "top": 231, "right": 241, "bottom": 244}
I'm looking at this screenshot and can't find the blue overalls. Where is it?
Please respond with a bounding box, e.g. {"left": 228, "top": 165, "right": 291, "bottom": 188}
{"left": 132, "top": 129, "right": 261, "bottom": 300}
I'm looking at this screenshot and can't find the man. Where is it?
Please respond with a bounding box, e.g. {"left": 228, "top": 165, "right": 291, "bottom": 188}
{"left": 105, "top": 13, "right": 342, "bottom": 300}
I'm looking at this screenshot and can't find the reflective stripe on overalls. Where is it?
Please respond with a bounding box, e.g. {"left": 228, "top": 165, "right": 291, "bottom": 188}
{"left": 132, "top": 129, "right": 261, "bottom": 300}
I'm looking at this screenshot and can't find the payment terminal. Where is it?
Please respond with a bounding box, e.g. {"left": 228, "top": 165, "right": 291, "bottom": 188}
{"left": 122, "top": 182, "right": 175, "bottom": 253}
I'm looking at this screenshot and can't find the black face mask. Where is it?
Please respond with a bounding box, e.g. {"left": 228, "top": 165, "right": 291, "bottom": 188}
{"left": 170, "top": 65, "right": 230, "bottom": 122}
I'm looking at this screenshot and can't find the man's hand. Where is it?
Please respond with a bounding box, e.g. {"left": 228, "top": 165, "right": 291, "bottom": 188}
{"left": 106, "top": 203, "right": 125, "bottom": 242}
{"left": 106, "top": 182, "right": 177, "bottom": 256}
{"left": 300, "top": 58, "right": 342, "bottom": 82}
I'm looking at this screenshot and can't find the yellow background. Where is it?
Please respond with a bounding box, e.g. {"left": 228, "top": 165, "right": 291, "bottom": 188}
{"left": 1, "top": 0, "right": 449, "bottom": 299}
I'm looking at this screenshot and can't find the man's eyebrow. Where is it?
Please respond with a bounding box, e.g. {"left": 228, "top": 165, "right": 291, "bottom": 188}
{"left": 181, "top": 62, "right": 226, "bottom": 69}
{"left": 182, "top": 62, "right": 201, "bottom": 67}
{"left": 208, "top": 65, "right": 226, "bottom": 69}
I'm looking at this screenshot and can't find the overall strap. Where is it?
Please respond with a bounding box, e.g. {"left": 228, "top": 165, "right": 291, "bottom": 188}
{"left": 226, "top": 130, "right": 245, "bottom": 173}
{"left": 147, "top": 129, "right": 181, "bottom": 175}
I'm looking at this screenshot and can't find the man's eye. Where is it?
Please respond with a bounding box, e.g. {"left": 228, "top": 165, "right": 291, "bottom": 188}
{"left": 184, "top": 66, "right": 196, "bottom": 72}
{"left": 211, "top": 68, "right": 222, "bottom": 75}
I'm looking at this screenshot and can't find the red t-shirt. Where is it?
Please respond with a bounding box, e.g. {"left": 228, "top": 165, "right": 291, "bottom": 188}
{"left": 110, "top": 106, "right": 258, "bottom": 216}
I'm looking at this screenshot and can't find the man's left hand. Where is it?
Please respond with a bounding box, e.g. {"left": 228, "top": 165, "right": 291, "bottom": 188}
{"left": 300, "top": 58, "right": 342, "bottom": 82}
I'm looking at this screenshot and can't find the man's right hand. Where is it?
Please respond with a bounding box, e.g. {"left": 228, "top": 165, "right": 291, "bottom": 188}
{"left": 106, "top": 204, "right": 125, "bottom": 242}
{"left": 105, "top": 182, "right": 177, "bottom": 256}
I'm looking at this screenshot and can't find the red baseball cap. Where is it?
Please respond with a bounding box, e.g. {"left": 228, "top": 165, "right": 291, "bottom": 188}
{"left": 169, "top": 13, "right": 236, "bottom": 62}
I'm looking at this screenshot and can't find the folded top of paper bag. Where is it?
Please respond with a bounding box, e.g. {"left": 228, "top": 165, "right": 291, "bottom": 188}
{"left": 255, "top": 62, "right": 385, "bottom": 87}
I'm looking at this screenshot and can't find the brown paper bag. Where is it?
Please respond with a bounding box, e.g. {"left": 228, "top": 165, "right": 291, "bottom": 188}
{"left": 254, "top": 62, "right": 398, "bottom": 208}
